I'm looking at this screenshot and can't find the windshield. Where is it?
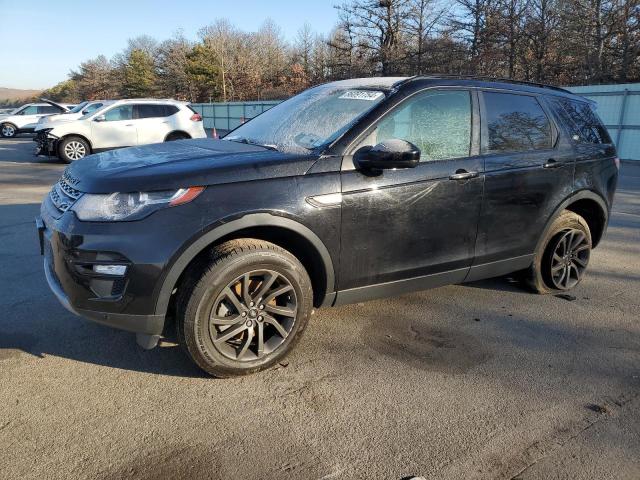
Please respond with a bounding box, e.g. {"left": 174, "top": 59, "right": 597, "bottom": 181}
{"left": 67, "top": 101, "right": 88, "bottom": 114}
{"left": 224, "top": 85, "right": 386, "bottom": 153}
{"left": 80, "top": 102, "right": 112, "bottom": 120}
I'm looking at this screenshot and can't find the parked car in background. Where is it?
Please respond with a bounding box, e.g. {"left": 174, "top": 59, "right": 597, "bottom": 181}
{"left": 37, "top": 76, "right": 619, "bottom": 377}
{"left": 35, "top": 98, "right": 206, "bottom": 162}
{"left": 32, "top": 100, "right": 108, "bottom": 131}
{"left": 0, "top": 100, "right": 72, "bottom": 138}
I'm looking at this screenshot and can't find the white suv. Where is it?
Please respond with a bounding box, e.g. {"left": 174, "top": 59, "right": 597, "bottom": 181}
{"left": 34, "top": 99, "right": 207, "bottom": 162}
{"left": 0, "top": 101, "right": 72, "bottom": 138}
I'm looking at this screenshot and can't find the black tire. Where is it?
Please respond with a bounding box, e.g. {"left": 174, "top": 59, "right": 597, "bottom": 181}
{"left": 165, "top": 132, "right": 190, "bottom": 141}
{"left": 58, "top": 136, "right": 90, "bottom": 163}
{"left": 525, "top": 210, "right": 592, "bottom": 294}
{"left": 177, "top": 239, "right": 313, "bottom": 377}
{"left": 1, "top": 123, "right": 17, "bottom": 138}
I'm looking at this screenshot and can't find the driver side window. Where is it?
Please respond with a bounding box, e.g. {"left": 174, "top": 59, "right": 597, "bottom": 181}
{"left": 357, "top": 90, "right": 472, "bottom": 162}
{"left": 103, "top": 105, "right": 133, "bottom": 121}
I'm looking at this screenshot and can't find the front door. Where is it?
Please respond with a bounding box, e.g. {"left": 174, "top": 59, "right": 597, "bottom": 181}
{"left": 337, "top": 89, "right": 484, "bottom": 304}
{"left": 91, "top": 104, "right": 138, "bottom": 149}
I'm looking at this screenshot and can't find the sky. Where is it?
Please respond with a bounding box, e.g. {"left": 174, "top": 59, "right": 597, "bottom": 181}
{"left": 0, "top": 0, "right": 340, "bottom": 90}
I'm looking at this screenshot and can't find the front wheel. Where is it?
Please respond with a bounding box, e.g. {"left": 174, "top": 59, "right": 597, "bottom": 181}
{"left": 525, "top": 210, "right": 592, "bottom": 294}
{"left": 58, "top": 136, "right": 90, "bottom": 163}
{"left": 177, "top": 239, "right": 313, "bottom": 377}
{"left": 1, "top": 123, "right": 17, "bottom": 138}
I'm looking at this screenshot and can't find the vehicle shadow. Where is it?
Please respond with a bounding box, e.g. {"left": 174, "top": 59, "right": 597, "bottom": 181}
{"left": 462, "top": 274, "right": 526, "bottom": 293}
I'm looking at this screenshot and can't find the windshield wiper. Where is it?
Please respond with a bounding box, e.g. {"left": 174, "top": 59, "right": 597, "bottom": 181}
{"left": 225, "top": 137, "right": 278, "bottom": 151}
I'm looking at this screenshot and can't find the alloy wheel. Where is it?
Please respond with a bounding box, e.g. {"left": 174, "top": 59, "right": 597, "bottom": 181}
{"left": 64, "top": 141, "right": 86, "bottom": 160}
{"left": 209, "top": 269, "right": 297, "bottom": 362}
{"left": 1, "top": 125, "right": 15, "bottom": 137}
{"left": 549, "top": 229, "right": 590, "bottom": 290}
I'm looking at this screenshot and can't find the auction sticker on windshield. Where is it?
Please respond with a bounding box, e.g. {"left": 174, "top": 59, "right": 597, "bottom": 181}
{"left": 339, "top": 90, "right": 384, "bottom": 101}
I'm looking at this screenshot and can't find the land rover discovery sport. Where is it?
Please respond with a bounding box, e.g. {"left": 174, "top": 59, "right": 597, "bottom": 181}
{"left": 37, "top": 76, "right": 618, "bottom": 377}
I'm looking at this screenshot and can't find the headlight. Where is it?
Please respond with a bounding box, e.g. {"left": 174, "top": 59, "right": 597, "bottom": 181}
{"left": 72, "top": 187, "right": 204, "bottom": 221}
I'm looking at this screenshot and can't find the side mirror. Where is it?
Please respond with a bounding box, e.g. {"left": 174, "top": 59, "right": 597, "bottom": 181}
{"left": 353, "top": 139, "right": 420, "bottom": 171}
{"left": 94, "top": 114, "right": 106, "bottom": 122}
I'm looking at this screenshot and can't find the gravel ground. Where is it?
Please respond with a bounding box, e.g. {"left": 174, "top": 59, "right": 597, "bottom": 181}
{"left": 0, "top": 137, "right": 638, "bottom": 480}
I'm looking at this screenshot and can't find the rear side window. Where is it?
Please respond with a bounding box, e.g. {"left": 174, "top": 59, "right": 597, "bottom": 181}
{"left": 38, "top": 105, "right": 62, "bottom": 114}
{"left": 482, "top": 92, "right": 552, "bottom": 153}
{"left": 549, "top": 97, "right": 611, "bottom": 144}
{"left": 136, "top": 104, "right": 178, "bottom": 119}
{"left": 165, "top": 105, "right": 179, "bottom": 116}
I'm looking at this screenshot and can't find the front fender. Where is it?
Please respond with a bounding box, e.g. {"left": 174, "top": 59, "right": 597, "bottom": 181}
{"left": 152, "top": 212, "right": 336, "bottom": 316}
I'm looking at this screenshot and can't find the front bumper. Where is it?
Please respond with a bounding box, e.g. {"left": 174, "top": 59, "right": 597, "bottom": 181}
{"left": 34, "top": 130, "right": 58, "bottom": 156}
{"left": 38, "top": 216, "right": 165, "bottom": 336}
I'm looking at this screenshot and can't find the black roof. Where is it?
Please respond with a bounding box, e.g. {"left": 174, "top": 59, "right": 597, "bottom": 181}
{"left": 399, "top": 75, "right": 586, "bottom": 101}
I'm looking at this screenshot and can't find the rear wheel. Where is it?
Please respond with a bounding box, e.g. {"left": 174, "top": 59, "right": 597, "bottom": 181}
{"left": 165, "top": 132, "right": 190, "bottom": 141}
{"left": 525, "top": 210, "right": 592, "bottom": 294}
{"left": 58, "top": 136, "right": 90, "bottom": 163}
{"left": 177, "top": 239, "right": 313, "bottom": 377}
{"left": 1, "top": 123, "right": 17, "bottom": 138}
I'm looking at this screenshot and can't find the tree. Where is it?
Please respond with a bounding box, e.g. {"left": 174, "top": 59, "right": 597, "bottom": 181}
{"left": 120, "top": 49, "right": 157, "bottom": 97}
{"left": 41, "top": 79, "right": 79, "bottom": 102}
{"left": 157, "top": 33, "right": 197, "bottom": 101}
{"left": 335, "top": 0, "right": 412, "bottom": 75}
{"left": 185, "top": 44, "right": 220, "bottom": 101}
{"left": 70, "top": 55, "right": 117, "bottom": 99}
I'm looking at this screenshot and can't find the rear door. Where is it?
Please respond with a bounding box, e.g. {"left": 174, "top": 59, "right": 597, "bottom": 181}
{"left": 545, "top": 97, "right": 617, "bottom": 202}
{"left": 338, "top": 88, "right": 484, "bottom": 301}
{"left": 469, "top": 90, "right": 575, "bottom": 279}
{"left": 135, "top": 104, "right": 175, "bottom": 145}
{"left": 90, "top": 104, "right": 137, "bottom": 149}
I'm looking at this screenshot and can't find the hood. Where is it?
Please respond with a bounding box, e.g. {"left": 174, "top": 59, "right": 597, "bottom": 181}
{"left": 65, "top": 138, "right": 320, "bottom": 193}
{"left": 41, "top": 98, "right": 71, "bottom": 112}
{"left": 36, "top": 113, "right": 78, "bottom": 129}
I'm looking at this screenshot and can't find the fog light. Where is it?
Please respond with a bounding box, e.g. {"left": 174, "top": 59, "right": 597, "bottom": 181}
{"left": 93, "top": 264, "right": 127, "bottom": 276}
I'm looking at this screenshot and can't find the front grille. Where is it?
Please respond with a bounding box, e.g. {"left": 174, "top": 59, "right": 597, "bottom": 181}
{"left": 49, "top": 176, "right": 83, "bottom": 213}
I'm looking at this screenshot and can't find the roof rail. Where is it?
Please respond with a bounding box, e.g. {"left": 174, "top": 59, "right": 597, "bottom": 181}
{"left": 411, "top": 74, "right": 574, "bottom": 94}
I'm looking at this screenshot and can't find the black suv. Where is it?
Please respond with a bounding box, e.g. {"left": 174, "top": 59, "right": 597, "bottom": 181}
{"left": 38, "top": 76, "right": 618, "bottom": 377}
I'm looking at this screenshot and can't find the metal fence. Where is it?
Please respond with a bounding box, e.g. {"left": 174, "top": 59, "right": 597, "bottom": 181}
{"left": 190, "top": 101, "right": 281, "bottom": 135}
{"left": 193, "top": 83, "right": 640, "bottom": 161}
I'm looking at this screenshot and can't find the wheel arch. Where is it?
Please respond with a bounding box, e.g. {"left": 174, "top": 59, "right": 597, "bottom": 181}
{"left": 59, "top": 133, "right": 93, "bottom": 152}
{"left": 154, "top": 213, "right": 336, "bottom": 318}
{"left": 164, "top": 130, "right": 191, "bottom": 141}
{"left": 538, "top": 190, "right": 609, "bottom": 252}
{"left": 1, "top": 122, "right": 18, "bottom": 134}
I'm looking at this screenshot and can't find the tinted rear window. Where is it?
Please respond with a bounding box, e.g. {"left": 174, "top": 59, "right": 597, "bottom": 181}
{"left": 38, "top": 105, "right": 62, "bottom": 114}
{"left": 482, "top": 92, "right": 552, "bottom": 153}
{"left": 549, "top": 97, "right": 611, "bottom": 144}
{"left": 136, "top": 104, "right": 179, "bottom": 119}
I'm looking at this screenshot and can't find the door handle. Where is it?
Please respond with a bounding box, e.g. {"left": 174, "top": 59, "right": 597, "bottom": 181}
{"left": 449, "top": 169, "right": 479, "bottom": 181}
{"left": 542, "top": 159, "right": 563, "bottom": 168}
{"left": 125, "top": 124, "right": 134, "bottom": 127}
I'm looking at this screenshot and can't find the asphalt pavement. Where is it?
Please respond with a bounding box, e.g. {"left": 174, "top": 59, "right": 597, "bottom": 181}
{"left": 0, "top": 136, "right": 638, "bottom": 479}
